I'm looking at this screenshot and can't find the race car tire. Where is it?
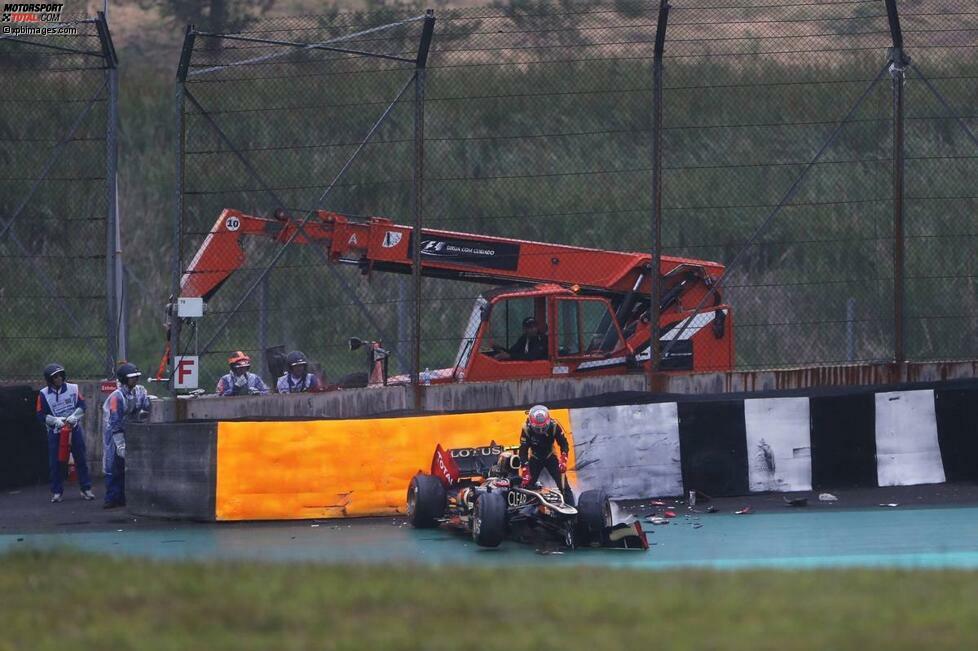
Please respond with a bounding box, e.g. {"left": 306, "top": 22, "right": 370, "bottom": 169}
{"left": 472, "top": 491, "right": 506, "bottom": 547}
{"left": 407, "top": 474, "right": 446, "bottom": 528}
{"left": 575, "top": 489, "right": 610, "bottom": 547}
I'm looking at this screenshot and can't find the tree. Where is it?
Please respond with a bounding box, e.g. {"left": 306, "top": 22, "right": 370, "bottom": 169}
{"left": 134, "top": 0, "right": 275, "bottom": 34}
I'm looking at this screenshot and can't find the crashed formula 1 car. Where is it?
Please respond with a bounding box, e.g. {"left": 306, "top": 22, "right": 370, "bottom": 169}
{"left": 406, "top": 443, "right": 648, "bottom": 550}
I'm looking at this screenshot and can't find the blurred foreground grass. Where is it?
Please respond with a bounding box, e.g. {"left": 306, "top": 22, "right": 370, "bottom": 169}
{"left": 2, "top": 549, "right": 978, "bottom": 650}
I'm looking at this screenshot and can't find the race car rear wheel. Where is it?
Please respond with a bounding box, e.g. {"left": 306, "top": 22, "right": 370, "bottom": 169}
{"left": 472, "top": 491, "right": 506, "bottom": 548}
{"left": 575, "top": 489, "right": 611, "bottom": 547}
{"left": 407, "top": 474, "right": 446, "bottom": 528}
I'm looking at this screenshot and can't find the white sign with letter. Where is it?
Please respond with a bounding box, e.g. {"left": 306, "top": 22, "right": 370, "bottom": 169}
{"left": 173, "top": 356, "right": 199, "bottom": 389}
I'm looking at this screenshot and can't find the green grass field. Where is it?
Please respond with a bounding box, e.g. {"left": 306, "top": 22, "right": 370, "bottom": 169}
{"left": 2, "top": 549, "right": 978, "bottom": 650}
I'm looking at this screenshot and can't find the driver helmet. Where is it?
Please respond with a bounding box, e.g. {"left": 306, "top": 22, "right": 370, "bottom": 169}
{"left": 527, "top": 404, "right": 551, "bottom": 431}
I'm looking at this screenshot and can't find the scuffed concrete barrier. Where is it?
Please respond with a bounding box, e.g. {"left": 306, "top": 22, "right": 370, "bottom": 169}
{"left": 156, "top": 359, "right": 978, "bottom": 425}
{"left": 181, "top": 384, "right": 413, "bottom": 421}
{"left": 127, "top": 421, "right": 216, "bottom": 520}
{"left": 570, "top": 402, "right": 683, "bottom": 499}
{"left": 128, "top": 378, "right": 978, "bottom": 522}
{"left": 574, "top": 385, "right": 978, "bottom": 500}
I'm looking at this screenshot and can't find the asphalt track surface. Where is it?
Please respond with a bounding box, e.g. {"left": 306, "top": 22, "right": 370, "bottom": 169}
{"left": 4, "top": 480, "right": 978, "bottom": 569}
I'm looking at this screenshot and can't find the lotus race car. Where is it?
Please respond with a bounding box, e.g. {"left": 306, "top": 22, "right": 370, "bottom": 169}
{"left": 406, "top": 443, "right": 648, "bottom": 550}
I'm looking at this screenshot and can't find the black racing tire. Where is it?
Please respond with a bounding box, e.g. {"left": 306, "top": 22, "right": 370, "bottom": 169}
{"left": 336, "top": 371, "right": 369, "bottom": 389}
{"left": 407, "top": 474, "right": 446, "bottom": 528}
{"left": 575, "top": 489, "right": 611, "bottom": 547}
{"left": 472, "top": 491, "right": 507, "bottom": 548}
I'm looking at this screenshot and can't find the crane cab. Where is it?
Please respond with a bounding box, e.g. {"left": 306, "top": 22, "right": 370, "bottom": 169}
{"left": 435, "top": 283, "right": 732, "bottom": 384}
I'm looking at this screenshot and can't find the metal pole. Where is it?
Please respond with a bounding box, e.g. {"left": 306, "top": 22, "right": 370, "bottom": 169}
{"left": 105, "top": 69, "right": 117, "bottom": 374}
{"left": 846, "top": 297, "right": 855, "bottom": 362}
{"left": 885, "top": 0, "right": 907, "bottom": 365}
{"left": 412, "top": 10, "right": 435, "bottom": 412}
{"left": 258, "top": 275, "right": 268, "bottom": 379}
{"left": 398, "top": 277, "right": 410, "bottom": 374}
{"left": 649, "top": 0, "right": 669, "bottom": 384}
{"left": 97, "top": 11, "right": 122, "bottom": 374}
{"left": 171, "top": 25, "right": 196, "bottom": 394}
{"left": 107, "top": 66, "right": 123, "bottom": 369}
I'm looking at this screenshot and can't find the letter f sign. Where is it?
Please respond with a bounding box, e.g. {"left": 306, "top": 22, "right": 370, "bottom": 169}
{"left": 174, "top": 356, "right": 199, "bottom": 389}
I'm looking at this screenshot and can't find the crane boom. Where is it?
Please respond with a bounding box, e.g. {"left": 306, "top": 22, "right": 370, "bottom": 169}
{"left": 181, "top": 208, "right": 725, "bottom": 302}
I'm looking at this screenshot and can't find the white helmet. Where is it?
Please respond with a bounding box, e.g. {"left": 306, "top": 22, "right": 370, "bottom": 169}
{"left": 527, "top": 404, "right": 551, "bottom": 431}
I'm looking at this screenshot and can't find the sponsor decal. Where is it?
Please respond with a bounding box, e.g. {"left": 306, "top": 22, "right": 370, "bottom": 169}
{"left": 381, "top": 231, "right": 402, "bottom": 248}
{"left": 633, "top": 340, "right": 693, "bottom": 371}
{"left": 449, "top": 445, "right": 503, "bottom": 458}
{"left": 659, "top": 311, "right": 720, "bottom": 341}
{"left": 431, "top": 444, "right": 460, "bottom": 487}
{"left": 507, "top": 490, "right": 529, "bottom": 507}
{"left": 408, "top": 233, "right": 520, "bottom": 271}
{"left": 543, "top": 491, "right": 563, "bottom": 504}
{"left": 348, "top": 234, "right": 359, "bottom": 246}
{"left": 576, "top": 356, "right": 628, "bottom": 370}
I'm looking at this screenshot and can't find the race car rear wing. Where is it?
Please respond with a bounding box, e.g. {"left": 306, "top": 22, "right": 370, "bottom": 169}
{"left": 430, "top": 443, "right": 510, "bottom": 487}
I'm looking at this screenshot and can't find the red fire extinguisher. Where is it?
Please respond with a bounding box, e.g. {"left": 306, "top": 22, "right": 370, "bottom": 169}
{"left": 58, "top": 422, "right": 76, "bottom": 482}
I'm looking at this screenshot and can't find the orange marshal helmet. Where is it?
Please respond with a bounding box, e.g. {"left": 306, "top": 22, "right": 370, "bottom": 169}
{"left": 227, "top": 351, "right": 251, "bottom": 370}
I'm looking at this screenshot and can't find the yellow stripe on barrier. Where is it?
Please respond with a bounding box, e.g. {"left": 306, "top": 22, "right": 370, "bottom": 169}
{"left": 216, "top": 409, "right": 574, "bottom": 521}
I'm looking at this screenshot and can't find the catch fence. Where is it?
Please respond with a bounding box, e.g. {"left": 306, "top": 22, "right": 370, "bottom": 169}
{"left": 0, "top": 11, "right": 122, "bottom": 380}
{"left": 172, "top": 0, "right": 978, "bottom": 392}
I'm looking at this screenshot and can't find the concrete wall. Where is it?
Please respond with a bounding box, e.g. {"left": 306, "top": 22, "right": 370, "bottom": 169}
{"left": 127, "top": 421, "right": 216, "bottom": 521}
{"left": 161, "top": 360, "right": 978, "bottom": 423}
{"left": 129, "top": 379, "right": 978, "bottom": 522}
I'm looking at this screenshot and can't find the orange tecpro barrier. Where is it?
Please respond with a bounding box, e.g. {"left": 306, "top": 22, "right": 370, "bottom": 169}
{"left": 215, "top": 409, "right": 576, "bottom": 521}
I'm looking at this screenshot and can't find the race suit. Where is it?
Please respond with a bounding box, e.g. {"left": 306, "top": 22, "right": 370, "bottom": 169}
{"left": 276, "top": 372, "right": 321, "bottom": 394}
{"left": 216, "top": 372, "right": 269, "bottom": 396}
{"left": 518, "top": 420, "right": 572, "bottom": 503}
{"left": 36, "top": 383, "right": 92, "bottom": 495}
{"left": 102, "top": 384, "right": 151, "bottom": 506}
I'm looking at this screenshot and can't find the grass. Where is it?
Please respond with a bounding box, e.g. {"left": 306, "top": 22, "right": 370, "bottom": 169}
{"left": 2, "top": 548, "right": 978, "bottom": 650}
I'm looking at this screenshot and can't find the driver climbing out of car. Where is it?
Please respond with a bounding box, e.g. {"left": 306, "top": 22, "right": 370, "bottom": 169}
{"left": 518, "top": 404, "right": 572, "bottom": 504}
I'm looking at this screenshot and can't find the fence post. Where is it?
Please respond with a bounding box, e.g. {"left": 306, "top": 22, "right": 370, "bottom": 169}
{"left": 885, "top": 0, "right": 908, "bottom": 365}
{"left": 170, "top": 25, "right": 196, "bottom": 394}
{"left": 648, "top": 0, "right": 669, "bottom": 385}
{"left": 97, "top": 11, "right": 122, "bottom": 374}
{"left": 412, "top": 10, "right": 435, "bottom": 412}
{"left": 258, "top": 275, "right": 268, "bottom": 379}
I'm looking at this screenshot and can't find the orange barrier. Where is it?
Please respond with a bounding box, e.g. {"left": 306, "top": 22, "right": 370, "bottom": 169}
{"left": 216, "top": 409, "right": 575, "bottom": 521}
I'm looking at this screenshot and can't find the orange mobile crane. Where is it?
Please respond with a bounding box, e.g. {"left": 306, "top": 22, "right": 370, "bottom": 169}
{"left": 176, "top": 208, "right": 733, "bottom": 384}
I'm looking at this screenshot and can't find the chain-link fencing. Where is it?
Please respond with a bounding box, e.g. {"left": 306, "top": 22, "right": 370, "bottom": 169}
{"left": 174, "top": 10, "right": 432, "bottom": 389}
{"left": 0, "top": 12, "right": 120, "bottom": 380}
{"left": 173, "top": 0, "right": 978, "bottom": 393}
